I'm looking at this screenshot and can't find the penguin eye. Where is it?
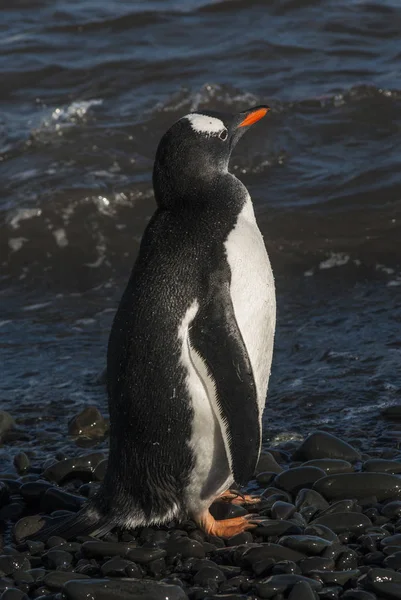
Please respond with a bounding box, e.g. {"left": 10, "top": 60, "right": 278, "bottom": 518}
{"left": 219, "top": 129, "right": 228, "bottom": 141}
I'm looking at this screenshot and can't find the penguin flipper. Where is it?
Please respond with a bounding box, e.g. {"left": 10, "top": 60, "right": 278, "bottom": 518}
{"left": 189, "top": 279, "right": 260, "bottom": 486}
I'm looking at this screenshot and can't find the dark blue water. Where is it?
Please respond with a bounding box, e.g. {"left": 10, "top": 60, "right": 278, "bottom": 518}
{"left": 1, "top": 0, "right": 401, "bottom": 470}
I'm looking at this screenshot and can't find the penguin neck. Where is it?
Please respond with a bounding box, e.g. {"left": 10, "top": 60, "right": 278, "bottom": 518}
{"left": 153, "top": 168, "right": 248, "bottom": 212}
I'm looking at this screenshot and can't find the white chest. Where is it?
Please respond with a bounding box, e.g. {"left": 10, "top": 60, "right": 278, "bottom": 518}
{"left": 224, "top": 195, "right": 276, "bottom": 412}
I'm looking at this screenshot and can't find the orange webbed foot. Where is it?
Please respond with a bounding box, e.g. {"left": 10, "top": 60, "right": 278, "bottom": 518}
{"left": 195, "top": 511, "right": 258, "bottom": 538}
{"left": 217, "top": 489, "right": 261, "bottom": 506}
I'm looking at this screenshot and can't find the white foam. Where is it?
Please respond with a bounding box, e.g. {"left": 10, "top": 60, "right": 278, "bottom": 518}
{"left": 319, "top": 252, "right": 350, "bottom": 270}
{"left": 185, "top": 113, "right": 225, "bottom": 136}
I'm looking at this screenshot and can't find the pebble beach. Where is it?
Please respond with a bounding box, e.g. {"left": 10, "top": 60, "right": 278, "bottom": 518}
{"left": 3, "top": 409, "right": 401, "bottom": 599}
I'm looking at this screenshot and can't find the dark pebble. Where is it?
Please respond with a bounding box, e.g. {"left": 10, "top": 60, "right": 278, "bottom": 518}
{"left": 293, "top": 431, "right": 361, "bottom": 462}
{"left": 288, "top": 581, "right": 317, "bottom": 600}
{"left": 255, "top": 574, "right": 322, "bottom": 598}
{"left": 0, "top": 556, "right": 30, "bottom": 576}
{"left": 271, "top": 501, "right": 296, "bottom": 520}
{"left": 256, "top": 452, "right": 284, "bottom": 474}
{"left": 93, "top": 459, "right": 108, "bottom": 482}
{"left": 63, "top": 578, "right": 188, "bottom": 599}
{"left": 0, "top": 483, "right": 10, "bottom": 510}
{"left": 271, "top": 560, "right": 301, "bottom": 575}
{"left": 364, "top": 567, "right": 401, "bottom": 598}
{"left": 0, "top": 411, "right": 15, "bottom": 440}
{"left": 310, "top": 568, "right": 360, "bottom": 585}
{"left": 384, "top": 551, "right": 401, "bottom": 570}
{"left": 381, "top": 501, "right": 401, "bottom": 519}
{"left": 0, "top": 503, "right": 24, "bottom": 522}
{"left": 226, "top": 532, "right": 253, "bottom": 546}
{"left": 275, "top": 466, "right": 326, "bottom": 494}
{"left": 302, "top": 459, "right": 354, "bottom": 474}
{"left": 68, "top": 406, "right": 108, "bottom": 438}
{"left": 0, "top": 590, "right": 28, "bottom": 600}
{"left": 363, "top": 459, "right": 401, "bottom": 474}
{"left": 99, "top": 557, "right": 132, "bottom": 577}
{"left": 280, "top": 534, "right": 332, "bottom": 555}
{"left": 40, "top": 487, "right": 85, "bottom": 513}
{"left": 121, "top": 547, "right": 166, "bottom": 565}
{"left": 166, "top": 538, "right": 205, "bottom": 559}
{"left": 311, "top": 512, "right": 372, "bottom": 534}
{"left": 19, "top": 481, "right": 53, "bottom": 505}
{"left": 256, "top": 472, "right": 277, "bottom": 486}
{"left": 13, "top": 453, "right": 30, "bottom": 475}
{"left": 43, "top": 549, "right": 73, "bottom": 570}
{"left": 81, "top": 541, "right": 136, "bottom": 559}
{"left": 42, "top": 452, "right": 105, "bottom": 484}
{"left": 0, "top": 480, "right": 21, "bottom": 495}
{"left": 363, "top": 550, "right": 385, "bottom": 565}
{"left": 209, "top": 503, "right": 247, "bottom": 520}
{"left": 313, "top": 472, "right": 401, "bottom": 501}
{"left": 255, "top": 520, "right": 302, "bottom": 537}
{"left": 299, "top": 556, "right": 335, "bottom": 574}
{"left": 317, "top": 499, "right": 357, "bottom": 516}
{"left": 193, "top": 566, "right": 225, "bottom": 586}
{"left": 43, "top": 571, "right": 90, "bottom": 590}
{"left": 304, "top": 524, "right": 339, "bottom": 543}
{"left": 295, "top": 488, "right": 329, "bottom": 513}
{"left": 240, "top": 544, "right": 306, "bottom": 568}
{"left": 380, "top": 533, "right": 401, "bottom": 548}
{"left": 342, "top": 591, "right": 377, "bottom": 599}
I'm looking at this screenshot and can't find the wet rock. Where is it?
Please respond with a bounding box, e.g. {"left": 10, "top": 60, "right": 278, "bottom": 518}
{"left": 380, "top": 533, "right": 401, "bottom": 548}
{"left": 43, "top": 571, "right": 91, "bottom": 590}
{"left": 68, "top": 406, "right": 108, "bottom": 438}
{"left": 294, "top": 431, "right": 361, "bottom": 462}
{"left": 127, "top": 547, "right": 167, "bottom": 565}
{"left": 166, "top": 537, "right": 205, "bottom": 559}
{"left": 288, "top": 581, "right": 317, "bottom": 600}
{"left": 209, "top": 502, "right": 247, "bottom": 520}
{"left": 384, "top": 551, "right": 401, "bottom": 570}
{"left": 13, "top": 453, "right": 30, "bottom": 475}
{"left": 255, "top": 520, "right": 302, "bottom": 538}
{"left": 362, "top": 458, "right": 401, "bottom": 473}
{"left": 310, "top": 569, "right": 360, "bottom": 585}
{"left": 42, "top": 452, "right": 105, "bottom": 484}
{"left": 0, "top": 412, "right": 15, "bottom": 441}
{"left": 47, "top": 535, "right": 67, "bottom": 548}
{"left": 271, "top": 501, "right": 296, "bottom": 520}
{"left": 299, "top": 556, "right": 335, "bottom": 574}
{"left": 43, "top": 549, "right": 73, "bottom": 570}
{"left": 313, "top": 472, "right": 401, "bottom": 501}
{"left": 193, "top": 566, "right": 225, "bottom": 586}
{"left": 0, "top": 589, "right": 29, "bottom": 600}
{"left": 302, "top": 459, "right": 354, "bottom": 474}
{"left": 363, "top": 567, "right": 401, "bottom": 598}
{"left": 226, "top": 532, "right": 253, "bottom": 546}
{"left": 0, "top": 503, "right": 24, "bottom": 522}
{"left": 311, "top": 512, "right": 372, "bottom": 534}
{"left": 256, "top": 452, "right": 284, "bottom": 474}
{"left": 93, "top": 459, "right": 108, "bottom": 482}
{"left": 0, "top": 483, "right": 10, "bottom": 510}
{"left": 63, "top": 578, "right": 188, "bottom": 599}
{"left": 317, "top": 499, "right": 357, "bottom": 516}
{"left": 0, "top": 556, "right": 31, "bottom": 576}
{"left": 19, "top": 481, "right": 53, "bottom": 505}
{"left": 382, "top": 500, "right": 401, "bottom": 519}
{"left": 304, "top": 524, "right": 339, "bottom": 543}
{"left": 342, "top": 590, "right": 377, "bottom": 599}
{"left": 81, "top": 541, "right": 136, "bottom": 559}
{"left": 295, "top": 488, "right": 330, "bottom": 514}
{"left": 270, "top": 560, "right": 301, "bottom": 575}
{"left": 255, "top": 573, "right": 322, "bottom": 598}
{"left": 240, "top": 544, "right": 306, "bottom": 568}
{"left": 40, "top": 487, "right": 85, "bottom": 513}
{"left": 256, "top": 472, "right": 277, "bottom": 486}
{"left": 100, "top": 557, "right": 137, "bottom": 577}
{"left": 275, "top": 466, "right": 326, "bottom": 494}
{"left": 280, "top": 535, "right": 332, "bottom": 555}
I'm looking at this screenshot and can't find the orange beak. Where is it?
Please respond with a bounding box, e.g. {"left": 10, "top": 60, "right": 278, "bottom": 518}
{"left": 238, "top": 107, "right": 270, "bottom": 128}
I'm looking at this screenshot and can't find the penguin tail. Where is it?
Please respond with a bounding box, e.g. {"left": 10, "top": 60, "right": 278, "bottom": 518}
{"left": 16, "top": 505, "right": 113, "bottom": 546}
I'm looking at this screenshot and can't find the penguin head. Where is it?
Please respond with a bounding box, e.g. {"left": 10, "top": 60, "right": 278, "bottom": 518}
{"left": 153, "top": 105, "right": 269, "bottom": 208}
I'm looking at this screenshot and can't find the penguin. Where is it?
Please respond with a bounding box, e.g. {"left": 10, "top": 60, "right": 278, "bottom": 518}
{"left": 22, "top": 105, "right": 276, "bottom": 541}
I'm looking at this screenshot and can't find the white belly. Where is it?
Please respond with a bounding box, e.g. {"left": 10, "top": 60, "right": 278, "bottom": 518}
{"left": 224, "top": 194, "right": 276, "bottom": 413}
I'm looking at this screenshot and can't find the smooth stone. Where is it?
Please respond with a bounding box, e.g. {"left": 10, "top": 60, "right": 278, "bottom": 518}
{"left": 0, "top": 412, "right": 15, "bottom": 440}
{"left": 313, "top": 472, "right": 401, "bottom": 501}
{"left": 311, "top": 512, "right": 372, "bottom": 534}
{"left": 256, "top": 472, "right": 277, "bottom": 486}
{"left": 43, "top": 571, "right": 90, "bottom": 590}
{"left": 299, "top": 556, "right": 335, "bottom": 574}
{"left": 0, "top": 480, "right": 20, "bottom": 495}
{"left": 270, "top": 560, "right": 300, "bottom": 575}
{"left": 93, "top": 459, "right": 108, "bottom": 482}
{"left": 0, "top": 483, "right": 10, "bottom": 510}
{"left": 166, "top": 537, "right": 205, "bottom": 559}
{"left": 317, "top": 499, "right": 357, "bottom": 516}
{"left": 275, "top": 467, "right": 326, "bottom": 494}
{"left": 19, "top": 481, "right": 53, "bottom": 505}
{"left": 381, "top": 533, "right": 401, "bottom": 547}
{"left": 226, "top": 532, "right": 253, "bottom": 546}
{"left": 382, "top": 501, "right": 401, "bottom": 519}
{"left": 0, "top": 556, "right": 30, "bottom": 576}
{"left": 295, "top": 488, "right": 329, "bottom": 513}
{"left": 240, "top": 544, "right": 306, "bottom": 567}
{"left": 294, "top": 431, "right": 361, "bottom": 462}
{"left": 63, "top": 578, "right": 188, "bottom": 600}
{"left": 193, "top": 566, "right": 225, "bottom": 586}
{"left": 101, "top": 557, "right": 138, "bottom": 577}
{"left": 209, "top": 503, "right": 247, "bottom": 520}
{"left": 68, "top": 406, "right": 108, "bottom": 438}
{"left": 43, "top": 549, "right": 73, "bottom": 569}
{"left": 26, "top": 541, "right": 45, "bottom": 555}
{"left": 288, "top": 581, "right": 316, "bottom": 600}
{"left": 279, "top": 535, "right": 332, "bottom": 555}
{"left": 13, "top": 453, "right": 30, "bottom": 475}
{"left": 42, "top": 452, "right": 105, "bottom": 484}
{"left": 384, "top": 551, "right": 401, "bottom": 570}
{"left": 255, "top": 574, "right": 322, "bottom": 598}
{"left": 310, "top": 568, "right": 360, "bottom": 585}
{"left": 0, "top": 503, "right": 23, "bottom": 522}
{"left": 302, "top": 459, "right": 354, "bottom": 474}
{"left": 256, "top": 453, "right": 284, "bottom": 475}
{"left": 364, "top": 567, "right": 401, "bottom": 599}
{"left": 342, "top": 591, "right": 377, "bottom": 599}
{"left": 126, "top": 547, "right": 166, "bottom": 565}
{"left": 82, "top": 541, "right": 137, "bottom": 559}
{"left": 271, "top": 501, "right": 296, "bottom": 520}
{"left": 40, "top": 487, "right": 85, "bottom": 513}
{"left": 0, "top": 590, "right": 28, "bottom": 600}
{"left": 363, "top": 550, "right": 385, "bottom": 565}
{"left": 255, "top": 520, "right": 302, "bottom": 537}
{"left": 304, "top": 524, "right": 339, "bottom": 542}
{"left": 363, "top": 459, "right": 401, "bottom": 474}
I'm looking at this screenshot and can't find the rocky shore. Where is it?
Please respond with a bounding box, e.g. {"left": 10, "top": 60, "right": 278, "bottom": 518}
{"left": 2, "top": 409, "right": 401, "bottom": 599}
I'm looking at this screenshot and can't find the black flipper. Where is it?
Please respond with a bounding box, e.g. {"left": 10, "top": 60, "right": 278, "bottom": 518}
{"left": 189, "top": 271, "right": 260, "bottom": 486}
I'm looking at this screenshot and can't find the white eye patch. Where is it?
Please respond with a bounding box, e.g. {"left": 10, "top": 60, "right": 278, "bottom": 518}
{"left": 184, "top": 113, "right": 225, "bottom": 136}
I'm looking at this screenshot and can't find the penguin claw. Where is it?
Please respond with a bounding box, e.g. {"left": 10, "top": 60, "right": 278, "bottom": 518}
{"left": 195, "top": 510, "right": 258, "bottom": 538}
{"left": 217, "top": 490, "right": 261, "bottom": 505}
